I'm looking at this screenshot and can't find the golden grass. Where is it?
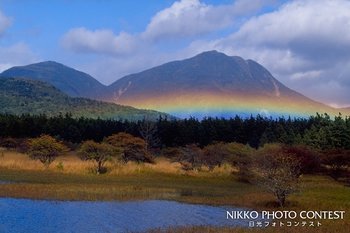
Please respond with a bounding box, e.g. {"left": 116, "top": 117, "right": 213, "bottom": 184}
{"left": 0, "top": 149, "right": 234, "bottom": 177}
{"left": 0, "top": 149, "right": 45, "bottom": 170}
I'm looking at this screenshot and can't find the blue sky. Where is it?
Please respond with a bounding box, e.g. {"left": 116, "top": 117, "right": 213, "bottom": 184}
{"left": 0, "top": 0, "right": 349, "bottom": 107}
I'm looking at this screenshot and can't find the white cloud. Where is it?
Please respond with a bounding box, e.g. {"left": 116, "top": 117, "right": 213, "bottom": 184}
{"left": 0, "top": 10, "right": 11, "bottom": 36}
{"left": 228, "top": 0, "right": 350, "bottom": 61}
{"left": 143, "top": 0, "right": 228, "bottom": 40}
{"left": 61, "top": 0, "right": 273, "bottom": 56}
{"left": 61, "top": 27, "right": 138, "bottom": 55}
{"left": 290, "top": 70, "right": 323, "bottom": 81}
{"left": 0, "top": 10, "right": 38, "bottom": 71}
{"left": 142, "top": 0, "right": 275, "bottom": 40}
{"left": 0, "top": 43, "right": 39, "bottom": 72}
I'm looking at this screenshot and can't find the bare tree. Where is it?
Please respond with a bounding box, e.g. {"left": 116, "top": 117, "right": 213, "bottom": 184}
{"left": 253, "top": 144, "right": 300, "bottom": 207}
{"left": 138, "top": 116, "right": 160, "bottom": 151}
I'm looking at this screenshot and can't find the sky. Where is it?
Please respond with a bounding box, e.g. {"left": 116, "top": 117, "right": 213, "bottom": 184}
{"left": 0, "top": 0, "right": 349, "bottom": 108}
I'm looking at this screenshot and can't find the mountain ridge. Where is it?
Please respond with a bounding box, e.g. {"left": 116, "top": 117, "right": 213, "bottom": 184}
{"left": 1, "top": 50, "right": 349, "bottom": 118}
{"left": 107, "top": 50, "right": 344, "bottom": 118}
{"left": 108, "top": 51, "right": 311, "bottom": 99}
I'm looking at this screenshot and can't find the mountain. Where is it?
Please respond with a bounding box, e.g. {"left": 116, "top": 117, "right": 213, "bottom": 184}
{"left": 108, "top": 50, "right": 348, "bottom": 118}
{"left": 0, "top": 78, "right": 170, "bottom": 121}
{"left": 0, "top": 61, "right": 106, "bottom": 99}
{"left": 1, "top": 51, "right": 348, "bottom": 118}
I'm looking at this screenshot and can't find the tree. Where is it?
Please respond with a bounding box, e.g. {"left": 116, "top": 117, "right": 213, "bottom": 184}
{"left": 322, "top": 149, "right": 350, "bottom": 181}
{"left": 138, "top": 117, "right": 160, "bottom": 151}
{"left": 283, "top": 145, "right": 320, "bottom": 174}
{"left": 27, "top": 135, "right": 68, "bottom": 167}
{"left": 78, "top": 140, "right": 115, "bottom": 174}
{"left": 104, "top": 133, "right": 153, "bottom": 163}
{"left": 253, "top": 144, "right": 301, "bottom": 207}
{"left": 202, "top": 142, "right": 231, "bottom": 170}
{"left": 177, "top": 144, "right": 203, "bottom": 171}
{"left": 226, "top": 142, "right": 253, "bottom": 182}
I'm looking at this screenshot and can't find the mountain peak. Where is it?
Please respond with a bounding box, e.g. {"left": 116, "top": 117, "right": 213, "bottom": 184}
{"left": 194, "top": 50, "right": 230, "bottom": 59}
{"left": 0, "top": 60, "right": 106, "bottom": 99}
{"left": 10, "top": 61, "right": 67, "bottom": 70}
{"left": 197, "top": 50, "right": 221, "bottom": 55}
{"left": 191, "top": 50, "right": 250, "bottom": 69}
{"left": 34, "top": 60, "right": 66, "bottom": 67}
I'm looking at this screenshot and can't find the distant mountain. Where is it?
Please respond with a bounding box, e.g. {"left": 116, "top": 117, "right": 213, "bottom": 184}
{"left": 0, "top": 78, "right": 169, "bottom": 121}
{"left": 108, "top": 50, "right": 348, "bottom": 118}
{"left": 2, "top": 52, "right": 348, "bottom": 118}
{"left": 0, "top": 61, "right": 106, "bottom": 99}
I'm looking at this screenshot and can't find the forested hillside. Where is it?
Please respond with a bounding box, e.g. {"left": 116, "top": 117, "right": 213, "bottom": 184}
{"left": 0, "top": 78, "right": 169, "bottom": 121}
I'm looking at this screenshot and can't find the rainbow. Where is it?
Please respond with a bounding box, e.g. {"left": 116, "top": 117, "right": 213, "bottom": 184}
{"left": 114, "top": 91, "right": 349, "bottom": 119}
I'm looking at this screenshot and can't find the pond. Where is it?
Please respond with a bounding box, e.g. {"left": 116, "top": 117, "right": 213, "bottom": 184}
{"left": 0, "top": 198, "right": 253, "bottom": 233}
{"left": 0, "top": 181, "right": 12, "bottom": 184}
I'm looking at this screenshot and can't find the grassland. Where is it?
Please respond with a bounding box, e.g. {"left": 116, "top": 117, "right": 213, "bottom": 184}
{"left": 0, "top": 148, "right": 349, "bottom": 233}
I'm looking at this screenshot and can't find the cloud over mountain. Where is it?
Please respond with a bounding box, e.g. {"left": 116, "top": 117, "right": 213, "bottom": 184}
{"left": 206, "top": 0, "right": 350, "bottom": 106}
{"left": 0, "top": 10, "right": 11, "bottom": 36}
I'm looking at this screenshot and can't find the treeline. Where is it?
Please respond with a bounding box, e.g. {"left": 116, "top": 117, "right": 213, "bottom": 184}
{"left": 1, "top": 113, "right": 350, "bottom": 150}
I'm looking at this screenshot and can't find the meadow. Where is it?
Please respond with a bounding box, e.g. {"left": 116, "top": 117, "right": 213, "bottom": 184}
{"left": 0, "top": 148, "right": 349, "bottom": 233}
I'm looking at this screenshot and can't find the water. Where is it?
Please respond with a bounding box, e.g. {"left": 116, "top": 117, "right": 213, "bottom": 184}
{"left": 0, "top": 181, "right": 11, "bottom": 184}
{"left": 0, "top": 180, "right": 14, "bottom": 184}
{"left": 0, "top": 198, "right": 250, "bottom": 233}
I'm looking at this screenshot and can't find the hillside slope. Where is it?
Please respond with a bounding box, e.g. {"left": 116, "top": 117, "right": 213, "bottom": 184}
{"left": 0, "top": 78, "right": 169, "bottom": 121}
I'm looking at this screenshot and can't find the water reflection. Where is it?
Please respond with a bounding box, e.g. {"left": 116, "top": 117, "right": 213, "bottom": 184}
{"left": 0, "top": 198, "right": 249, "bottom": 233}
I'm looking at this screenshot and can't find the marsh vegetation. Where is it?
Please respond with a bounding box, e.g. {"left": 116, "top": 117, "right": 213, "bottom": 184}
{"left": 0, "top": 113, "right": 349, "bottom": 232}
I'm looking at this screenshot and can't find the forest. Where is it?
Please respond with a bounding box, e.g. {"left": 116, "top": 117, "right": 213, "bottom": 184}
{"left": 0, "top": 112, "right": 350, "bottom": 150}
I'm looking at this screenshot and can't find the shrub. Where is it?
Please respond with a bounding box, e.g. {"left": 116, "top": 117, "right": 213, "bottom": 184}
{"left": 321, "top": 149, "right": 350, "bottom": 181}
{"left": 16, "top": 139, "right": 30, "bottom": 154}
{"left": 161, "top": 147, "right": 183, "bottom": 159}
{"left": 226, "top": 142, "right": 253, "bottom": 182}
{"left": 283, "top": 145, "right": 321, "bottom": 174}
{"left": 27, "top": 135, "right": 68, "bottom": 167}
{"left": 78, "top": 140, "right": 115, "bottom": 174}
{"left": 0, "top": 137, "right": 18, "bottom": 149}
{"left": 202, "top": 142, "right": 231, "bottom": 170}
{"left": 104, "top": 133, "right": 154, "bottom": 163}
{"left": 56, "top": 161, "right": 64, "bottom": 171}
{"left": 177, "top": 144, "right": 203, "bottom": 171}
